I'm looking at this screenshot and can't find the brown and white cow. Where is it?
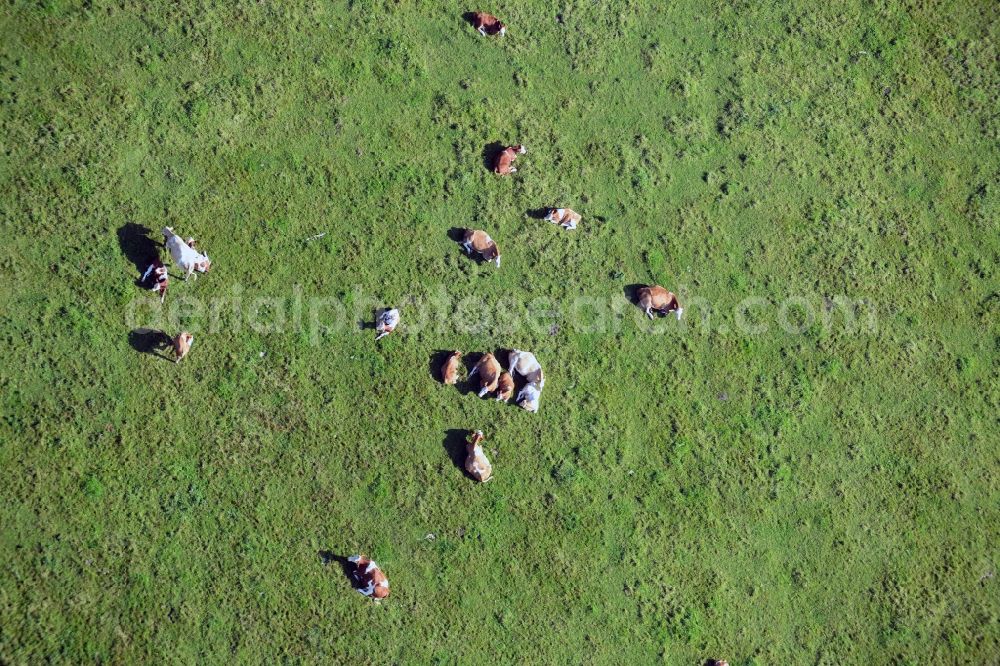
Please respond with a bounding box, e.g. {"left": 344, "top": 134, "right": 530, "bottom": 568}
{"left": 347, "top": 555, "right": 390, "bottom": 599}
{"left": 442, "top": 350, "right": 462, "bottom": 384}
{"left": 470, "top": 11, "right": 506, "bottom": 36}
{"left": 495, "top": 370, "right": 514, "bottom": 402}
{"left": 469, "top": 352, "right": 501, "bottom": 397}
{"left": 141, "top": 257, "right": 169, "bottom": 303}
{"left": 461, "top": 229, "right": 501, "bottom": 267}
{"left": 173, "top": 331, "right": 194, "bottom": 363}
{"left": 494, "top": 144, "right": 526, "bottom": 175}
{"left": 544, "top": 208, "right": 581, "bottom": 230}
{"left": 637, "top": 286, "right": 683, "bottom": 320}
{"left": 465, "top": 430, "right": 493, "bottom": 482}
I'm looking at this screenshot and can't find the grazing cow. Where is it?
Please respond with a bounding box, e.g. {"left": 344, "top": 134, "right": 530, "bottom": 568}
{"left": 468, "top": 352, "right": 501, "bottom": 397}
{"left": 516, "top": 380, "right": 543, "bottom": 413}
{"left": 495, "top": 370, "right": 514, "bottom": 402}
{"left": 162, "top": 227, "right": 211, "bottom": 280}
{"left": 508, "top": 349, "right": 543, "bottom": 384}
{"left": 442, "top": 351, "right": 462, "bottom": 384}
{"left": 461, "top": 229, "right": 501, "bottom": 267}
{"left": 464, "top": 430, "right": 493, "bottom": 482}
{"left": 494, "top": 144, "right": 526, "bottom": 175}
{"left": 173, "top": 331, "right": 194, "bottom": 363}
{"left": 637, "top": 285, "right": 683, "bottom": 320}
{"left": 471, "top": 11, "right": 506, "bottom": 36}
{"left": 375, "top": 308, "right": 400, "bottom": 341}
{"left": 544, "top": 208, "right": 581, "bottom": 230}
{"left": 140, "top": 257, "right": 169, "bottom": 303}
{"left": 347, "top": 555, "right": 390, "bottom": 599}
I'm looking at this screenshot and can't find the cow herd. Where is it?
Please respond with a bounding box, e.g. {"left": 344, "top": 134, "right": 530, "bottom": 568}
{"left": 128, "top": 11, "right": 694, "bottom": 633}
{"left": 339, "top": 12, "right": 687, "bottom": 605}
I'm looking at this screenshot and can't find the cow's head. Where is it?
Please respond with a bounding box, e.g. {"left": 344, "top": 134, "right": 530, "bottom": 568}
{"left": 516, "top": 145, "right": 526, "bottom": 154}
{"left": 482, "top": 244, "right": 500, "bottom": 265}
{"left": 517, "top": 384, "right": 541, "bottom": 412}
{"left": 518, "top": 396, "right": 539, "bottom": 412}
{"left": 197, "top": 258, "right": 212, "bottom": 272}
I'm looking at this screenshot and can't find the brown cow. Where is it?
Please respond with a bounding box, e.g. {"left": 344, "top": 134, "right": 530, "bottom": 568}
{"left": 544, "top": 207, "right": 581, "bottom": 230}
{"left": 464, "top": 430, "right": 493, "bottom": 482}
{"left": 495, "top": 370, "right": 514, "bottom": 402}
{"left": 471, "top": 11, "right": 506, "bottom": 36}
{"left": 494, "top": 144, "right": 526, "bottom": 175}
{"left": 637, "top": 286, "right": 683, "bottom": 320}
{"left": 469, "top": 352, "right": 501, "bottom": 397}
{"left": 173, "top": 332, "right": 194, "bottom": 363}
{"left": 461, "top": 229, "right": 501, "bottom": 266}
{"left": 441, "top": 351, "right": 462, "bottom": 384}
{"left": 347, "top": 555, "right": 390, "bottom": 599}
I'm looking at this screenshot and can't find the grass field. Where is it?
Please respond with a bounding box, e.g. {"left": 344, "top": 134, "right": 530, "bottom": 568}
{"left": 1, "top": 0, "right": 998, "bottom": 662}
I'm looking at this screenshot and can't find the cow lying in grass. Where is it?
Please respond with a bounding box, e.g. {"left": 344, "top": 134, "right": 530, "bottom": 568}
{"left": 441, "top": 351, "right": 462, "bottom": 384}
{"left": 162, "top": 227, "right": 211, "bottom": 280}
{"left": 544, "top": 208, "right": 581, "bottom": 230}
{"left": 494, "top": 144, "right": 526, "bottom": 175}
{"left": 347, "top": 555, "right": 390, "bottom": 599}
{"left": 471, "top": 11, "right": 506, "bottom": 36}
{"left": 469, "top": 352, "right": 501, "bottom": 397}
{"left": 509, "top": 349, "right": 544, "bottom": 412}
{"left": 495, "top": 370, "right": 514, "bottom": 402}
{"left": 516, "top": 380, "right": 543, "bottom": 413}
{"left": 140, "top": 257, "right": 169, "bottom": 303}
{"left": 461, "top": 229, "right": 501, "bottom": 267}
{"left": 637, "top": 286, "right": 683, "bottom": 320}
{"left": 465, "top": 430, "right": 493, "bottom": 482}
{"left": 375, "top": 308, "right": 400, "bottom": 341}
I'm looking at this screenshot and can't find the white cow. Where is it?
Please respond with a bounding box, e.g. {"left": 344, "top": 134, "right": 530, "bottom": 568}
{"left": 516, "top": 381, "right": 543, "bottom": 413}
{"left": 375, "top": 308, "right": 400, "bottom": 341}
{"left": 162, "top": 227, "right": 211, "bottom": 280}
{"left": 509, "top": 350, "right": 544, "bottom": 412}
{"left": 508, "top": 349, "right": 543, "bottom": 383}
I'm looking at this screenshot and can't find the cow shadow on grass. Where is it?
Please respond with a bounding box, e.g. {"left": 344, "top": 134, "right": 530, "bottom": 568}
{"left": 442, "top": 429, "right": 472, "bottom": 478}
{"left": 318, "top": 551, "right": 361, "bottom": 591}
{"left": 461, "top": 12, "right": 480, "bottom": 29}
{"left": 358, "top": 308, "right": 389, "bottom": 332}
{"left": 481, "top": 142, "right": 504, "bottom": 172}
{"left": 128, "top": 328, "right": 174, "bottom": 362}
{"left": 117, "top": 222, "right": 159, "bottom": 276}
{"left": 525, "top": 208, "right": 549, "bottom": 220}
{"left": 623, "top": 284, "right": 645, "bottom": 306}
